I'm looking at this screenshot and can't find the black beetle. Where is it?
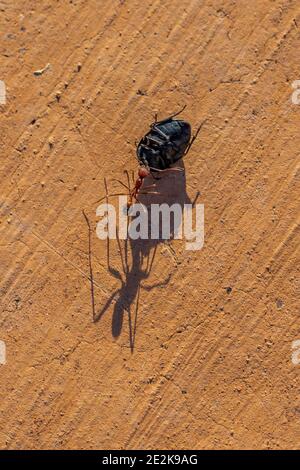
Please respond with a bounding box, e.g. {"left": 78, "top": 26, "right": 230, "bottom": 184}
{"left": 137, "top": 105, "right": 203, "bottom": 171}
{"left": 97, "top": 106, "right": 204, "bottom": 208}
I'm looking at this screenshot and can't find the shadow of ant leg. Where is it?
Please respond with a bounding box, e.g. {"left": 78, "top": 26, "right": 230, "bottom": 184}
{"left": 106, "top": 237, "right": 123, "bottom": 282}
{"left": 124, "top": 236, "right": 129, "bottom": 274}
{"left": 82, "top": 210, "right": 96, "bottom": 322}
{"left": 94, "top": 289, "right": 120, "bottom": 323}
{"left": 192, "top": 191, "right": 200, "bottom": 207}
{"left": 116, "top": 225, "right": 127, "bottom": 275}
{"left": 128, "top": 303, "right": 134, "bottom": 353}
{"left": 142, "top": 270, "right": 172, "bottom": 291}
{"left": 107, "top": 242, "right": 123, "bottom": 284}
{"left": 131, "top": 283, "right": 141, "bottom": 353}
{"left": 144, "top": 245, "right": 157, "bottom": 276}
{"left": 112, "top": 300, "right": 126, "bottom": 338}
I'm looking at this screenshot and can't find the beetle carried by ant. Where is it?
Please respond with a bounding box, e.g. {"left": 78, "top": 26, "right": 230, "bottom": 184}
{"left": 97, "top": 105, "right": 205, "bottom": 208}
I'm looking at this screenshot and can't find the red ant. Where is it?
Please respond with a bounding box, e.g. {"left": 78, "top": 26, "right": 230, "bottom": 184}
{"left": 96, "top": 166, "right": 183, "bottom": 209}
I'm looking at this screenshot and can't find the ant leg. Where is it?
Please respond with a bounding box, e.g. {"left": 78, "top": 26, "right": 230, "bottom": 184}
{"left": 149, "top": 166, "right": 184, "bottom": 174}
{"left": 139, "top": 190, "right": 161, "bottom": 195}
{"left": 140, "top": 184, "right": 157, "bottom": 191}
{"left": 139, "top": 183, "right": 156, "bottom": 194}
{"left": 152, "top": 112, "right": 158, "bottom": 123}
{"left": 152, "top": 105, "right": 187, "bottom": 126}
{"left": 163, "top": 167, "right": 184, "bottom": 172}
{"left": 94, "top": 177, "right": 127, "bottom": 204}
{"left": 124, "top": 237, "right": 129, "bottom": 274}
{"left": 104, "top": 179, "right": 112, "bottom": 271}
{"left": 150, "top": 171, "right": 161, "bottom": 181}
{"left": 112, "top": 179, "right": 130, "bottom": 191}
{"left": 165, "top": 104, "right": 187, "bottom": 120}
{"left": 184, "top": 119, "right": 207, "bottom": 156}
{"left": 94, "top": 193, "right": 129, "bottom": 204}
{"left": 104, "top": 178, "right": 123, "bottom": 281}
{"left": 166, "top": 167, "right": 184, "bottom": 172}
{"left": 133, "top": 196, "right": 147, "bottom": 214}
{"left": 124, "top": 170, "right": 132, "bottom": 193}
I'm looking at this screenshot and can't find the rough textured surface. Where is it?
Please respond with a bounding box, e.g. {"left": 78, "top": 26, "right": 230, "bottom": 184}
{"left": 0, "top": 0, "right": 299, "bottom": 450}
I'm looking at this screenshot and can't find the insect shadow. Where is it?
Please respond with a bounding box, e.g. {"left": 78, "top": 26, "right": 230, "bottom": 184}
{"left": 89, "top": 163, "right": 199, "bottom": 352}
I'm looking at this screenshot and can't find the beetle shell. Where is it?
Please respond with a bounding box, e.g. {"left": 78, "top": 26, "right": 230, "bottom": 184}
{"left": 137, "top": 119, "right": 191, "bottom": 170}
